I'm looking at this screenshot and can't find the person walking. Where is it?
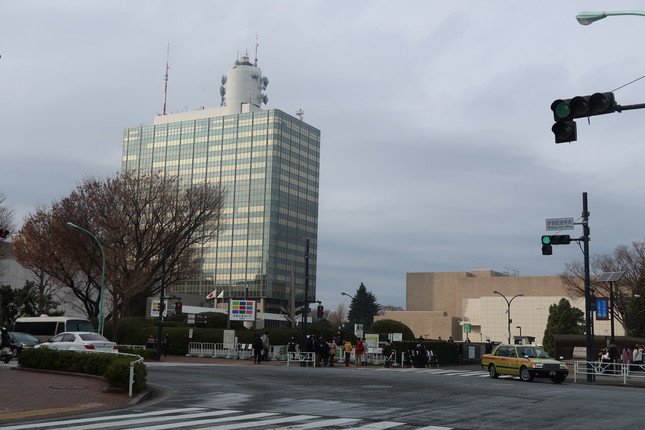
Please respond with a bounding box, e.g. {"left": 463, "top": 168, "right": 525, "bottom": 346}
{"left": 261, "top": 331, "right": 270, "bottom": 361}
{"left": 327, "top": 338, "right": 337, "bottom": 367}
{"left": 343, "top": 339, "right": 353, "bottom": 367}
{"left": 383, "top": 340, "right": 393, "bottom": 368}
{"left": 252, "top": 333, "right": 264, "bottom": 364}
{"left": 355, "top": 338, "right": 365, "bottom": 367}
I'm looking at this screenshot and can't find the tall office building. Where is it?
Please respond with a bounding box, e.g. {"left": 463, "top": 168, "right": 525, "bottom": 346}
{"left": 121, "top": 54, "right": 320, "bottom": 316}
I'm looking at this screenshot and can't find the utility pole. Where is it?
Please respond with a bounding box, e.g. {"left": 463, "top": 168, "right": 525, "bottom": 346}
{"left": 301, "top": 239, "right": 310, "bottom": 353}
{"left": 582, "top": 192, "right": 594, "bottom": 382}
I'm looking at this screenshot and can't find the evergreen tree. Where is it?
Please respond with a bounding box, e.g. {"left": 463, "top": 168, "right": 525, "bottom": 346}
{"left": 543, "top": 298, "right": 585, "bottom": 357}
{"left": 346, "top": 282, "right": 381, "bottom": 332}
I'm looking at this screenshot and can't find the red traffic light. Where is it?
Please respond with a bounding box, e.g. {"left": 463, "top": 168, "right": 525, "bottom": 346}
{"left": 174, "top": 302, "right": 183, "bottom": 315}
{"left": 0, "top": 230, "right": 9, "bottom": 239}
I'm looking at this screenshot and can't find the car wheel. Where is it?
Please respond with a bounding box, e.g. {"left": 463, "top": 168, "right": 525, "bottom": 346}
{"left": 12, "top": 347, "right": 18, "bottom": 358}
{"left": 519, "top": 366, "right": 534, "bottom": 382}
{"left": 550, "top": 375, "right": 566, "bottom": 384}
{"left": 2, "top": 355, "right": 10, "bottom": 364}
{"left": 488, "top": 364, "right": 499, "bottom": 378}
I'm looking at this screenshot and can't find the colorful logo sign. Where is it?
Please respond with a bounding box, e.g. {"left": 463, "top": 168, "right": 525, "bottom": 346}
{"left": 229, "top": 300, "right": 256, "bottom": 321}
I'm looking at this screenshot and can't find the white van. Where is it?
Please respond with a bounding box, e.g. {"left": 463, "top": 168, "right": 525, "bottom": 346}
{"left": 13, "top": 315, "right": 94, "bottom": 341}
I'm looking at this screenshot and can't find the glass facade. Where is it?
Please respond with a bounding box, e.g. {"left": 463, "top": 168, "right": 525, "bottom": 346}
{"left": 121, "top": 109, "right": 320, "bottom": 312}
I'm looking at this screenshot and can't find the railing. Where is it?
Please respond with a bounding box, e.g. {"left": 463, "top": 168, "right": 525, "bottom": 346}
{"left": 118, "top": 352, "right": 145, "bottom": 397}
{"left": 573, "top": 361, "right": 645, "bottom": 384}
{"left": 287, "top": 352, "right": 316, "bottom": 366}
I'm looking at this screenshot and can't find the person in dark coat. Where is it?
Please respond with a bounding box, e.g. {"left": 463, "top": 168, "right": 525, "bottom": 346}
{"left": 252, "top": 333, "right": 264, "bottom": 364}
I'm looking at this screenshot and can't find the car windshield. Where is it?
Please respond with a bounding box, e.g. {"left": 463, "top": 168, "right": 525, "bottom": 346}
{"left": 518, "top": 347, "right": 550, "bottom": 358}
{"left": 78, "top": 333, "right": 108, "bottom": 341}
{"left": 11, "top": 333, "right": 39, "bottom": 342}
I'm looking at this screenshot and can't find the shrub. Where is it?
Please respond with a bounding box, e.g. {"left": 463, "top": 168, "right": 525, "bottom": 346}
{"left": 17, "top": 348, "right": 147, "bottom": 393}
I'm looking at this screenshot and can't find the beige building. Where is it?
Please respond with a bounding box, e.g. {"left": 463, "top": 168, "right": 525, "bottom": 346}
{"left": 376, "top": 269, "right": 618, "bottom": 345}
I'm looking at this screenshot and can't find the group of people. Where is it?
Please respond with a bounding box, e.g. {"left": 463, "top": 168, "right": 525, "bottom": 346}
{"left": 598, "top": 344, "right": 645, "bottom": 370}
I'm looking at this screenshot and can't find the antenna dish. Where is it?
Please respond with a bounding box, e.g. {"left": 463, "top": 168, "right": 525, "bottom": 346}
{"left": 221, "top": 75, "right": 227, "bottom": 85}
{"left": 262, "top": 94, "right": 268, "bottom": 105}
{"left": 220, "top": 86, "right": 226, "bottom": 96}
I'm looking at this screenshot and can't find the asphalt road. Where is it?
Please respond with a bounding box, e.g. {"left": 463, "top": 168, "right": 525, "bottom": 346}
{"left": 4, "top": 362, "right": 643, "bottom": 429}
{"left": 144, "top": 363, "right": 643, "bottom": 429}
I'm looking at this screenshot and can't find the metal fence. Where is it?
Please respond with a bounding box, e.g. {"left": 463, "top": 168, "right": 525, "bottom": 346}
{"left": 572, "top": 361, "right": 645, "bottom": 384}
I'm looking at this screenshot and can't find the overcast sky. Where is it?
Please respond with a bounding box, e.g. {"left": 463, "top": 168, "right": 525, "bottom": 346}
{"left": 3, "top": 1, "right": 645, "bottom": 312}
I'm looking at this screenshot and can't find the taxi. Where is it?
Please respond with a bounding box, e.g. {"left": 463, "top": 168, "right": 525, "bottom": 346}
{"left": 480, "top": 344, "right": 569, "bottom": 383}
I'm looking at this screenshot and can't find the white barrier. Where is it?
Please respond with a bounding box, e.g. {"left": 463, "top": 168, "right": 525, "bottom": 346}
{"left": 573, "top": 361, "right": 645, "bottom": 384}
{"left": 287, "top": 351, "right": 316, "bottom": 367}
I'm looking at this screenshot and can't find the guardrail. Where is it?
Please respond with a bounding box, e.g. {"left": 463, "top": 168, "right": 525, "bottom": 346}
{"left": 118, "top": 352, "right": 145, "bottom": 397}
{"left": 287, "top": 352, "right": 316, "bottom": 366}
{"left": 572, "top": 361, "right": 645, "bottom": 384}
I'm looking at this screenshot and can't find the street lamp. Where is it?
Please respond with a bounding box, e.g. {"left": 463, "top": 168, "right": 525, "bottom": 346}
{"left": 576, "top": 10, "right": 645, "bottom": 25}
{"left": 66, "top": 222, "right": 105, "bottom": 335}
{"left": 341, "top": 291, "right": 355, "bottom": 300}
{"left": 493, "top": 291, "right": 524, "bottom": 344}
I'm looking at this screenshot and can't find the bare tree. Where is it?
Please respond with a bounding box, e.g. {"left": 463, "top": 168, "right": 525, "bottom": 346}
{"left": 14, "top": 173, "right": 226, "bottom": 333}
{"left": 327, "top": 302, "right": 347, "bottom": 329}
{"left": 560, "top": 240, "right": 645, "bottom": 333}
{"left": 377, "top": 305, "right": 405, "bottom": 316}
{"left": 0, "top": 192, "right": 16, "bottom": 278}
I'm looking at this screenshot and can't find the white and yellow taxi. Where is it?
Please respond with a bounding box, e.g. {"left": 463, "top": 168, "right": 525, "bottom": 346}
{"left": 481, "top": 344, "right": 569, "bottom": 383}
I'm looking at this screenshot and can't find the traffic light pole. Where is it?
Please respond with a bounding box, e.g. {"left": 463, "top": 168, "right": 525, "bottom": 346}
{"left": 301, "top": 239, "right": 310, "bottom": 353}
{"left": 581, "top": 192, "right": 594, "bottom": 382}
{"left": 156, "top": 240, "right": 168, "bottom": 361}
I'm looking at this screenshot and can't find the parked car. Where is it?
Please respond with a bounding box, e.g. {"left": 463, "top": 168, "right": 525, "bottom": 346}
{"left": 9, "top": 332, "right": 41, "bottom": 357}
{"left": 481, "top": 344, "right": 569, "bottom": 383}
{"left": 35, "top": 332, "right": 118, "bottom": 353}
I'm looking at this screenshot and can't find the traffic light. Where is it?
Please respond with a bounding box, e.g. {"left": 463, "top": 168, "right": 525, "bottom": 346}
{"left": 541, "top": 235, "right": 571, "bottom": 255}
{"left": 550, "top": 92, "right": 616, "bottom": 143}
{"left": 174, "top": 302, "right": 183, "bottom": 315}
{"left": 551, "top": 120, "right": 577, "bottom": 144}
{"left": 0, "top": 229, "right": 9, "bottom": 239}
{"left": 316, "top": 305, "right": 324, "bottom": 319}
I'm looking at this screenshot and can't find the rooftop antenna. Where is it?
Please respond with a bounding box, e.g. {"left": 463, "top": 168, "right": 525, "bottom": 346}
{"left": 254, "top": 34, "right": 259, "bottom": 66}
{"left": 162, "top": 43, "right": 170, "bottom": 115}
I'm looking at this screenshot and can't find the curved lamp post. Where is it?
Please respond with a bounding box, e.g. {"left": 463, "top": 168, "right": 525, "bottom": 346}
{"left": 577, "top": 10, "right": 645, "bottom": 25}
{"left": 66, "top": 222, "right": 105, "bottom": 335}
{"left": 341, "top": 291, "right": 355, "bottom": 300}
{"left": 493, "top": 291, "right": 524, "bottom": 344}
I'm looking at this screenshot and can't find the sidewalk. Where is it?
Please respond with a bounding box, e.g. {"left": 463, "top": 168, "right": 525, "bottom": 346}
{"left": 0, "top": 354, "right": 282, "bottom": 424}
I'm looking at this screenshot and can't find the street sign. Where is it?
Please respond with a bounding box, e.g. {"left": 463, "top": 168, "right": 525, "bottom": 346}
{"left": 546, "top": 217, "right": 575, "bottom": 231}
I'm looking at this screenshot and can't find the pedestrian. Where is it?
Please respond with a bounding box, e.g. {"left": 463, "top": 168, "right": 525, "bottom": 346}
{"left": 318, "top": 336, "right": 330, "bottom": 366}
{"left": 162, "top": 333, "right": 170, "bottom": 356}
{"left": 343, "top": 339, "right": 353, "bottom": 367}
{"left": 448, "top": 336, "right": 455, "bottom": 342}
{"left": 632, "top": 344, "right": 643, "bottom": 367}
{"left": 383, "top": 340, "right": 393, "bottom": 368}
{"left": 327, "top": 338, "right": 336, "bottom": 367}
{"left": 621, "top": 345, "right": 632, "bottom": 367}
{"left": 355, "top": 338, "right": 365, "bottom": 367}
{"left": 146, "top": 334, "right": 156, "bottom": 349}
{"left": 261, "top": 331, "right": 270, "bottom": 361}
{"left": 305, "top": 335, "right": 315, "bottom": 366}
{"left": 287, "top": 336, "right": 298, "bottom": 353}
{"left": 484, "top": 339, "right": 493, "bottom": 354}
{"left": 252, "top": 333, "right": 264, "bottom": 364}
{"left": 1, "top": 327, "right": 11, "bottom": 353}
{"left": 415, "top": 337, "right": 428, "bottom": 367}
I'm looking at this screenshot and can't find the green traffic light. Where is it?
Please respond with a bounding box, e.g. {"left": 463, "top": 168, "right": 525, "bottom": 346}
{"left": 554, "top": 101, "right": 571, "bottom": 119}
{"left": 542, "top": 236, "right": 551, "bottom": 245}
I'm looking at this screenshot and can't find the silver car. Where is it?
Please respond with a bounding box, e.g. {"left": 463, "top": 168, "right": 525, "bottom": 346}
{"left": 36, "top": 332, "right": 118, "bottom": 353}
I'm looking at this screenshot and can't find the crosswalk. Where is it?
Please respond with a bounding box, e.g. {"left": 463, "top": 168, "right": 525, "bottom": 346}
{"left": 376, "top": 367, "right": 511, "bottom": 378}
{"left": 0, "top": 408, "right": 453, "bottom": 430}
